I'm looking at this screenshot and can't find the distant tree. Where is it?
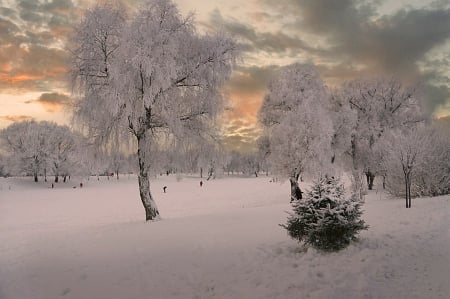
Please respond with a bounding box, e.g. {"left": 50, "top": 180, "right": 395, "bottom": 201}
{"left": 0, "top": 154, "right": 6, "bottom": 177}
{"left": 1, "top": 121, "right": 45, "bottom": 182}
{"left": 241, "top": 152, "right": 260, "bottom": 177}
{"left": 48, "top": 124, "right": 77, "bottom": 183}
{"left": 414, "top": 124, "right": 450, "bottom": 196}
{"left": 379, "top": 126, "right": 449, "bottom": 206}
{"left": 259, "top": 64, "right": 333, "bottom": 201}
{"left": 70, "top": 0, "right": 237, "bottom": 221}
{"left": 109, "top": 151, "right": 127, "bottom": 179}
{"left": 0, "top": 121, "right": 79, "bottom": 182}
{"left": 256, "top": 135, "right": 271, "bottom": 176}
{"left": 380, "top": 128, "right": 429, "bottom": 208}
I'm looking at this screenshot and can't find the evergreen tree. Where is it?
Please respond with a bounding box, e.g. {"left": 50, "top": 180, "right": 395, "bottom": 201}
{"left": 282, "top": 176, "right": 368, "bottom": 251}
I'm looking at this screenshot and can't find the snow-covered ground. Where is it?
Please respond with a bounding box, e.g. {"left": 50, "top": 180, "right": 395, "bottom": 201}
{"left": 1, "top": 175, "right": 449, "bottom": 299}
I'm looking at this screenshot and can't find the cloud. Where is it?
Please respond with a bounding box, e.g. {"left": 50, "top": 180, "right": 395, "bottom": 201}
{"left": 222, "top": 118, "right": 262, "bottom": 152}
{"left": 0, "top": 115, "right": 34, "bottom": 123}
{"left": 0, "top": 1, "right": 76, "bottom": 92}
{"left": 25, "top": 92, "right": 71, "bottom": 112}
{"left": 257, "top": 0, "right": 450, "bottom": 114}
{"left": 207, "top": 9, "right": 325, "bottom": 57}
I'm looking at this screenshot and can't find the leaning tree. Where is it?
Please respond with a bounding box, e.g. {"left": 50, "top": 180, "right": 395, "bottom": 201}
{"left": 258, "top": 63, "right": 333, "bottom": 201}
{"left": 70, "top": 0, "right": 237, "bottom": 221}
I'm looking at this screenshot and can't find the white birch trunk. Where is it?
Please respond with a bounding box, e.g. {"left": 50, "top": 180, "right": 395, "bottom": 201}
{"left": 137, "top": 134, "right": 161, "bottom": 221}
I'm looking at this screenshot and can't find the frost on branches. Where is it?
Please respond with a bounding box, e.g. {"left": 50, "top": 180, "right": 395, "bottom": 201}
{"left": 258, "top": 64, "right": 333, "bottom": 202}
{"left": 282, "top": 176, "right": 368, "bottom": 252}
{"left": 70, "top": 0, "right": 237, "bottom": 221}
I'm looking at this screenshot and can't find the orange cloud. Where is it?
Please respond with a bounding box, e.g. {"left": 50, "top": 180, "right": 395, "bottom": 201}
{"left": 0, "top": 115, "right": 34, "bottom": 123}
{"left": 0, "top": 73, "right": 45, "bottom": 84}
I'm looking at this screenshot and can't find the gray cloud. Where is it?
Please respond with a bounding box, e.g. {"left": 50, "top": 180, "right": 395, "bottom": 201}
{"left": 208, "top": 9, "right": 326, "bottom": 56}
{"left": 256, "top": 0, "right": 450, "bottom": 114}
{"left": 421, "top": 84, "right": 450, "bottom": 115}
{"left": 25, "top": 92, "right": 71, "bottom": 112}
{"left": 227, "top": 65, "right": 279, "bottom": 96}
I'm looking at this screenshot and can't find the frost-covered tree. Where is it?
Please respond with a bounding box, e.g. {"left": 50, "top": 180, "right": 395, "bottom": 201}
{"left": 383, "top": 129, "right": 426, "bottom": 208}
{"left": 108, "top": 151, "right": 128, "bottom": 179}
{"left": 259, "top": 64, "right": 333, "bottom": 201}
{"left": 256, "top": 135, "right": 271, "bottom": 176}
{"left": 282, "top": 176, "right": 368, "bottom": 251}
{"left": 70, "top": 0, "right": 237, "bottom": 221}
{"left": 1, "top": 121, "right": 46, "bottom": 182}
{"left": 379, "top": 126, "right": 449, "bottom": 206}
{"left": 0, "top": 121, "right": 79, "bottom": 182}
{"left": 415, "top": 125, "right": 450, "bottom": 196}
{"left": 48, "top": 124, "right": 77, "bottom": 183}
{"left": 336, "top": 78, "right": 424, "bottom": 194}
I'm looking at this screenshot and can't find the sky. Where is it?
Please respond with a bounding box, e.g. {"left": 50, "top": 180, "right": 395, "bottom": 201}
{"left": 0, "top": 0, "right": 449, "bottom": 151}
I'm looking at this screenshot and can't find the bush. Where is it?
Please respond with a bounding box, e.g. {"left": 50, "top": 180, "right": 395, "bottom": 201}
{"left": 281, "top": 175, "right": 368, "bottom": 251}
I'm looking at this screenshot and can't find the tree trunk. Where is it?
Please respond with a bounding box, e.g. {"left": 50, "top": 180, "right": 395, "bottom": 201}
{"left": 366, "top": 170, "right": 375, "bottom": 190}
{"left": 405, "top": 175, "right": 409, "bottom": 208}
{"left": 44, "top": 167, "right": 47, "bottom": 182}
{"left": 408, "top": 175, "right": 412, "bottom": 208}
{"left": 200, "top": 167, "right": 203, "bottom": 178}
{"left": 289, "top": 174, "right": 302, "bottom": 202}
{"left": 352, "top": 170, "right": 365, "bottom": 200}
{"left": 55, "top": 175, "right": 59, "bottom": 183}
{"left": 351, "top": 134, "right": 364, "bottom": 200}
{"left": 137, "top": 135, "right": 161, "bottom": 221}
{"left": 34, "top": 172, "right": 38, "bottom": 182}
{"left": 116, "top": 170, "right": 119, "bottom": 180}
{"left": 63, "top": 175, "right": 67, "bottom": 183}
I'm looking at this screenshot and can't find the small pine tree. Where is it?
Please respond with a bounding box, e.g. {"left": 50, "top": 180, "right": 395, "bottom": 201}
{"left": 281, "top": 175, "right": 368, "bottom": 251}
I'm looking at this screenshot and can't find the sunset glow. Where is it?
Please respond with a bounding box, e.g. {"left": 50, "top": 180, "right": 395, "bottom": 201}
{"left": 1, "top": 0, "right": 449, "bottom": 150}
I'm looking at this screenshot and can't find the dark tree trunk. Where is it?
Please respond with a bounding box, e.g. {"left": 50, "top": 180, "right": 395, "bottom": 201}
{"left": 55, "top": 175, "right": 59, "bottom": 183}
{"left": 366, "top": 171, "right": 375, "bottom": 190}
{"left": 44, "top": 168, "right": 47, "bottom": 182}
{"left": 34, "top": 173, "right": 38, "bottom": 182}
{"left": 200, "top": 167, "right": 203, "bottom": 178}
{"left": 408, "top": 177, "right": 412, "bottom": 208}
{"left": 382, "top": 175, "right": 386, "bottom": 189}
{"left": 405, "top": 176, "right": 409, "bottom": 208}
{"left": 63, "top": 175, "right": 67, "bottom": 183}
{"left": 116, "top": 170, "right": 119, "bottom": 180}
{"left": 137, "top": 134, "right": 160, "bottom": 221}
{"left": 289, "top": 174, "right": 302, "bottom": 202}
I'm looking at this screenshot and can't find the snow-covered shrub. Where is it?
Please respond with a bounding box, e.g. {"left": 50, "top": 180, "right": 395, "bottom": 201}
{"left": 282, "top": 176, "right": 368, "bottom": 251}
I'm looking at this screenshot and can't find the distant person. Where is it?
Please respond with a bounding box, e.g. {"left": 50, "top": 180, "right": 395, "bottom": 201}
{"left": 163, "top": 186, "right": 167, "bottom": 193}
{"left": 200, "top": 180, "right": 203, "bottom": 187}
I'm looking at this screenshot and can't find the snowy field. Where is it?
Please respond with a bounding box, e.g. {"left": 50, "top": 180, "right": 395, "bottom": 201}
{"left": 1, "top": 175, "right": 449, "bottom": 299}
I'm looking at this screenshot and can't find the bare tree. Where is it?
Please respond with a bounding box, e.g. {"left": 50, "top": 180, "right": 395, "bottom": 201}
{"left": 70, "top": 0, "right": 237, "bottom": 221}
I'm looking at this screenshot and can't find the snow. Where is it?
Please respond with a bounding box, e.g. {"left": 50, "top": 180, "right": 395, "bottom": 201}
{"left": 1, "top": 175, "right": 449, "bottom": 299}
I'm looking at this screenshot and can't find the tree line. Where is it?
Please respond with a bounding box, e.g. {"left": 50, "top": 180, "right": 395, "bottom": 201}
{"left": 1, "top": 0, "right": 448, "bottom": 221}
{"left": 258, "top": 63, "right": 450, "bottom": 208}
